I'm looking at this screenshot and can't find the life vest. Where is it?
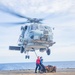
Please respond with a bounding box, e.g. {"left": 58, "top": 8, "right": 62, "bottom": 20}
{"left": 36, "top": 58, "right": 40, "bottom": 64}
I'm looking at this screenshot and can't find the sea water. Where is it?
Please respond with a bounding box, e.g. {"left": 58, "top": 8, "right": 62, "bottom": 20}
{"left": 0, "top": 61, "right": 75, "bottom": 70}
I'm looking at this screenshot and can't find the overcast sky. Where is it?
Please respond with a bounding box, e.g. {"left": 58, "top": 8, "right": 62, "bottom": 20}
{"left": 0, "top": 0, "right": 75, "bottom": 63}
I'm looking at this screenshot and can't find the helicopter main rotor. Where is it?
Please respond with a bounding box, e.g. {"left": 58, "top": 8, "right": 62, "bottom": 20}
{"left": 0, "top": 4, "right": 43, "bottom": 25}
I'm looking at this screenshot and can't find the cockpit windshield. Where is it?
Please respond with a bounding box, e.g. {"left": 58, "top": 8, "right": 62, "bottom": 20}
{"left": 39, "top": 25, "right": 52, "bottom": 31}
{"left": 31, "top": 25, "right": 38, "bottom": 30}
{"left": 44, "top": 26, "right": 52, "bottom": 31}
{"left": 30, "top": 24, "right": 52, "bottom": 32}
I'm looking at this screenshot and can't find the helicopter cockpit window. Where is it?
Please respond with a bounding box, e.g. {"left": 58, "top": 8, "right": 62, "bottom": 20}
{"left": 39, "top": 25, "right": 44, "bottom": 31}
{"left": 44, "top": 26, "right": 48, "bottom": 29}
{"left": 44, "top": 26, "right": 52, "bottom": 31}
{"left": 47, "top": 27, "right": 52, "bottom": 31}
{"left": 44, "top": 26, "right": 47, "bottom": 29}
{"left": 25, "top": 26, "right": 28, "bottom": 30}
{"left": 30, "top": 25, "right": 32, "bottom": 30}
{"left": 31, "top": 25, "right": 38, "bottom": 30}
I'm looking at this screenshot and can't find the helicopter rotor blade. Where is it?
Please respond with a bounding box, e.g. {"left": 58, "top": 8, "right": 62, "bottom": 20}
{"left": 0, "top": 22, "right": 29, "bottom": 25}
{"left": 0, "top": 4, "right": 30, "bottom": 19}
{"left": 0, "top": 4, "right": 44, "bottom": 24}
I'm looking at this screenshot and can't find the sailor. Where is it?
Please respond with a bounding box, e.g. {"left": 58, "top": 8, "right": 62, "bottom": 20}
{"left": 35, "top": 56, "right": 40, "bottom": 73}
{"left": 39, "top": 57, "right": 46, "bottom": 73}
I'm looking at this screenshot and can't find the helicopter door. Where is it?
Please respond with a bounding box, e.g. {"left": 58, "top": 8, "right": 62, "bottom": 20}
{"left": 24, "top": 26, "right": 29, "bottom": 40}
{"left": 29, "top": 25, "right": 34, "bottom": 39}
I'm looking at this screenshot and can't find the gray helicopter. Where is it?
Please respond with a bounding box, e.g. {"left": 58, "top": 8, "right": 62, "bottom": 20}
{"left": 0, "top": 4, "right": 56, "bottom": 59}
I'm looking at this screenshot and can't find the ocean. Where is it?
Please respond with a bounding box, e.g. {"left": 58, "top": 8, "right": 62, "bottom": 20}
{"left": 0, "top": 61, "right": 75, "bottom": 71}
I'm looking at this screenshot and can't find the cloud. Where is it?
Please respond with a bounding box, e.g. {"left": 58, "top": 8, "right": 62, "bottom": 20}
{"left": 0, "top": 0, "right": 75, "bottom": 15}
{"left": 51, "top": 0, "right": 72, "bottom": 12}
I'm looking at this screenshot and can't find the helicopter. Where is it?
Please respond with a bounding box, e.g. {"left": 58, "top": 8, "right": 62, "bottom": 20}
{"left": 0, "top": 4, "right": 56, "bottom": 59}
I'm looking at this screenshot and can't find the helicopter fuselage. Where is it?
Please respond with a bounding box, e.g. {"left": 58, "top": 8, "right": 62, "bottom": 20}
{"left": 9, "top": 24, "right": 56, "bottom": 59}
{"left": 18, "top": 24, "right": 55, "bottom": 51}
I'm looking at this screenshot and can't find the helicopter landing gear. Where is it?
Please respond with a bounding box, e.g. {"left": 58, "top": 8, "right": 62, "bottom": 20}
{"left": 25, "top": 55, "right": 30, "bottom": 59}
{"left": 20, "top": 46, "right": 24, "bottom": 53}
{"left": 25, "top": 51, "right": 30, "bottom": 59}
{"left": 46, "top": 49, "right": 51, "bottom": 55}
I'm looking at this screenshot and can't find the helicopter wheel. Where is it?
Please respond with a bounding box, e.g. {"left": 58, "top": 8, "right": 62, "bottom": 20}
{"left": 28, "top": 55, "right": 30, "bottom": 59}
{"left": 25, "top": 55, "right": 27, "bottom": 59}
{"left": 25, "top": 55, "right": 30, "bottom": 59}
{"left": 46, "top": 49, "right": 51, "bottom": 55}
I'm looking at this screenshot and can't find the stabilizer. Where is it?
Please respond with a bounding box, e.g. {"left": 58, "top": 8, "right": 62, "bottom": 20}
{"left": 9, "top": 46, "right": 20, "bottom": 50}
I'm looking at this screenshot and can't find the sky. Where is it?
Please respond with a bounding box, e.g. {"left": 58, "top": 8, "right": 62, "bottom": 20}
{"left": 0, "top": 0, "right": 75, "bottom": 63}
